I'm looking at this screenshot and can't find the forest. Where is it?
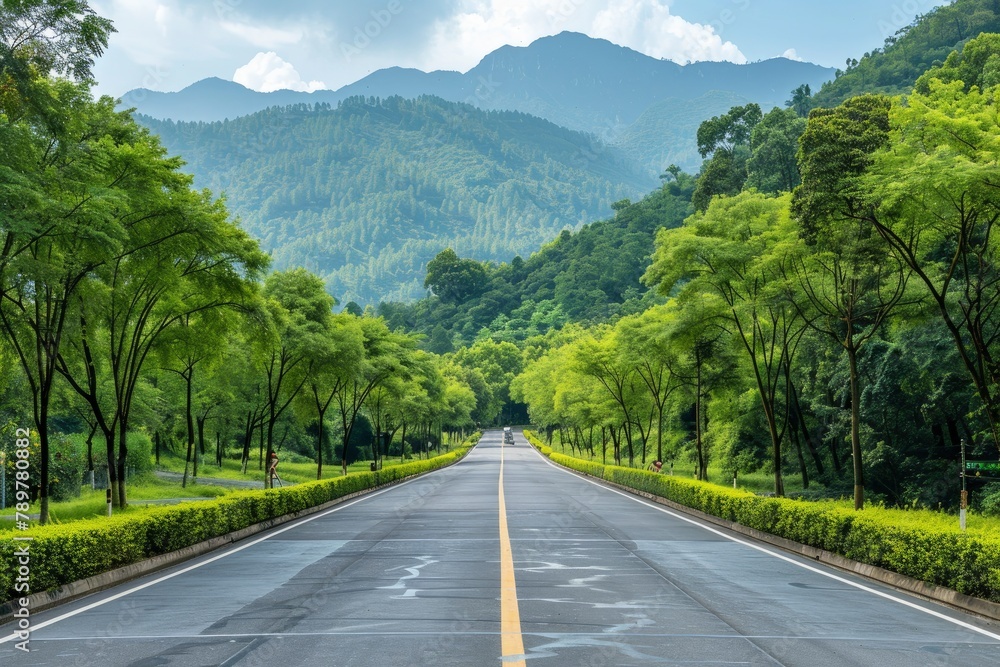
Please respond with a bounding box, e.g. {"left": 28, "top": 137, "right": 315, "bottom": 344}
{"left": 394, "top": 2, "right": 1000, "bottom": 514}
{"left": 0, "top": 1, "right": 517, "bottom": 525}
{"left": 5, "top": 0, "right": 1000, "bottom": 532}
{"left": 138, "top": 97, "right": 652, "bottom": 305}
{"left": 507, "top": 32, "right": 1000, "bottom": 514}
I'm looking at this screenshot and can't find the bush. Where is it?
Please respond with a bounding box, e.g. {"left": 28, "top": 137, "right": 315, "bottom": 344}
{"left": 49, "top": 434, "right": 86, "bottom": 501}
{"left": 980, "top": 483, "right": 1000, "bottom": 517}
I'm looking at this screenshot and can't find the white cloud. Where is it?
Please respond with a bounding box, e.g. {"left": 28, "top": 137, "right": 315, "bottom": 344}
{"left": 221, "top": 21, "right": 303, "bottom": 49}
{"left": 233, "top": 52, "right": 327, "bottom": 92}
{"left": 418, "top": 0, "right": 745, "bottom": 73}
{"left": 593, "top": 0, "right": 745, "bottom": 64}
{"left": 780, "top": 48, "right": 803, "bottom": 61}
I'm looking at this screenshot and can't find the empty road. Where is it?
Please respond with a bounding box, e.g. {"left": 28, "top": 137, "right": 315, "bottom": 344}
{"left": 2, "top": 429, "right": 999, "bottom": 665}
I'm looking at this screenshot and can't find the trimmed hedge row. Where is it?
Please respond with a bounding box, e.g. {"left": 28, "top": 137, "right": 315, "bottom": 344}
{"left": 2, "top": 438, "right": 477, "bottom": 605}
{"left": 526, "top": 431, "right": 1000, "bottom": 603}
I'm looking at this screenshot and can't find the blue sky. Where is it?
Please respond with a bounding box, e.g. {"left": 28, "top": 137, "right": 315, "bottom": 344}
{"left": 90, "top": 0, "right": 949, "bottom": 97}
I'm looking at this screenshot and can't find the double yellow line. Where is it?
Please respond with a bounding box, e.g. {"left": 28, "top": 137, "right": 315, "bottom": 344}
{"left": 498, "top": 439, "right": 526, "bottom": 665}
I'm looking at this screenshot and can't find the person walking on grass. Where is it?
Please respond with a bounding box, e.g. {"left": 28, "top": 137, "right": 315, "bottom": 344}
{"left": 268, "top": 452, "right": 281, "bottom": 487}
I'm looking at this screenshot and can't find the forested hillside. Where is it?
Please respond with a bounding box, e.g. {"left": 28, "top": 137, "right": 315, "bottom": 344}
{"left": 140, "top": 96, "right": 652, "bottom": 304}
{"left": 506, "top": 31, "right": 1000, "bottom": 514}
{"left": 812, "top": 0, "right": 1000, "bottom": 107}
{"left": 378, "top": 173, "right": 695, "bottom": 349}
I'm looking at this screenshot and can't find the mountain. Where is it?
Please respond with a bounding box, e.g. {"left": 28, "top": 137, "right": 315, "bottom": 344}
{"left": 378, "top": 172, "right": 697, "bottom": 349}
{"left": 123, "top": 32, "right": 835, "bottom": 172}
{"left": 139, "top": 96, "right": 653, "bottom": 304}
{"left": 812, "top": 0, "right": 1000, "bottom": 107}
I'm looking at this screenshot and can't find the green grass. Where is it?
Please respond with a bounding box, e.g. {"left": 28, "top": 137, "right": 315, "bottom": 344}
{"left": 153, "top": 446, "right": 452, "bottom": 484}
{"left": 0, "top": 475, "right": 232, "bottom": 529}
{"left": 1, "top": 444, "right": 462, "bottom": 529}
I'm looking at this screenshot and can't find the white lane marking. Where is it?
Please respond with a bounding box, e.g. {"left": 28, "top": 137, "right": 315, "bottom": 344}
{"left": 0, "top": 453, "right": 476, "bottom": 644}
{"left": 12, "top": 631, "right": 1000, "bottom": 642}
{"left": 531, "top": 449, "right": 1000, "bottom": 642}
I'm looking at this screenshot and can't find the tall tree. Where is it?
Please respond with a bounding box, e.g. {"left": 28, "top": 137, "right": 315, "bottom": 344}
{"left": 1, "top": 85, "right": 147, "bottom": 522}
{"left": 646, "top": 191, "right": 806, "bottom": 495}
{"left": 59, "top": 172, "right": 267, "bottom": 507}
{"left": 796, "top": 65, "right": 1000, "bottom": 455}
{"left": 258, "top": 269, "right": 333, "bottom": 487}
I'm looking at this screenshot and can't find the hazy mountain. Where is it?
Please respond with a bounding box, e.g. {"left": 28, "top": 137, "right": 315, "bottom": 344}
{"left": 124, "top": 32, "right": 835, "bottom": 172}
{"left": 139, "top": 96, "right": 653, "bottom": 304}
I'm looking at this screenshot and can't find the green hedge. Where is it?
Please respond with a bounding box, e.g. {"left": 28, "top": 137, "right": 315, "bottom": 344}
{"left": 524, "top": 431, "right": 1000, "bottom": 603}
{"left": 1, "top": 438, "right": 477, "bottom": 605}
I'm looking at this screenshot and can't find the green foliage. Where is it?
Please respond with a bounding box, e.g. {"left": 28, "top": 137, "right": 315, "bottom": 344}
{"left": 385, "top": 179, "right": 693, "bottom": 349}
{"left": 690, "top": 104, "right": 762, "bottom": 211}
{"left": 812, "top": 0, "right": 1000, "bottom": 107}
{"left": 139, "top": 96, "right": 653, "bottom": 304}
{"left": 424, "top": 248, "right": 489, "bottom": 304}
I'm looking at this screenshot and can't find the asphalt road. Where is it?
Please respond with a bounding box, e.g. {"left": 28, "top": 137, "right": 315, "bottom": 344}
{"left": 2, "top": 429, "right": 999, "bottom": 666}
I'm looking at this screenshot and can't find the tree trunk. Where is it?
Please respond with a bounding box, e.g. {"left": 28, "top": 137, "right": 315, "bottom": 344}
{"left": 182, "top": 369, "right": 194, "bottom": 488}
{"left": 792, "top": 385, "right": 825, "bottom": 475}
{"left": 847, "top": 344, "right": 864, "bottom": 510}
{"left": 116, "top": 420, "right": 128, "bottom": 509}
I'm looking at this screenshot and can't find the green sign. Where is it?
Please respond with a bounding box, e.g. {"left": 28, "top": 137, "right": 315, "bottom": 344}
{"left": 965, "top": 460, "right": 1000, "bottom": 473}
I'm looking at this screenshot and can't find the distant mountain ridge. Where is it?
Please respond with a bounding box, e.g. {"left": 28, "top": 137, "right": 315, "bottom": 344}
{"left": 123, "top": 32, "right": 835, "bottom": 173}
{"left": 139, "top": 95, "right": 653, "bottom": 304}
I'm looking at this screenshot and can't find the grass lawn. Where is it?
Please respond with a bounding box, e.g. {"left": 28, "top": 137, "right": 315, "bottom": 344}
{"left": 0, "top": 475, "right": 232, "bottom": 529}
{"left": 153, "top": 447, "right": 451, "bottom": 485}
{"left": 1, "top": 445, "right": 463, "bottom": 530}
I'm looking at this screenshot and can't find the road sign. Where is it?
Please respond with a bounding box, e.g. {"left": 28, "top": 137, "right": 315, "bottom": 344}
{"left": 965, "top": 460, "right": 1000, "bottom": 473}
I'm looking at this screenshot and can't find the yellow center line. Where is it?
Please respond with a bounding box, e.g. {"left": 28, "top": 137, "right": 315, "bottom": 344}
{"left": 499, "top": 439, "right": 526, "bottom": 666}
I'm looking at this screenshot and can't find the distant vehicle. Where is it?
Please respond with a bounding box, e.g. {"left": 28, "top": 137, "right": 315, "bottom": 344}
{"left": 503, "top": 426, "right": 514, "bottom": 444}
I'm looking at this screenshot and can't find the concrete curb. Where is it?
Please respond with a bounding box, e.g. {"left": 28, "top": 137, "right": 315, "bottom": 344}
{"left": 531, "top": 444, "right": 1000, "bottom": 624}
{"left": 1, "top": 444, "right": 476, "bottom": 623}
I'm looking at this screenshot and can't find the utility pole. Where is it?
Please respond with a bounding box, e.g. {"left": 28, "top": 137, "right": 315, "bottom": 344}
{"left": 960, "top": 438, "right": 967, "bottom": 531}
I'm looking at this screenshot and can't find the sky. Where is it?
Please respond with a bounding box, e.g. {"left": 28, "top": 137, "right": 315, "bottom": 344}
{"left": 90, "top": 0, "right": 951, "bottom": 98}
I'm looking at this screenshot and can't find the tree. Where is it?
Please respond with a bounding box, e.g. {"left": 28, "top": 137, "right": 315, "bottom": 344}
{"left": 692, "top": 104, "right": 762, "bottom": 212}
{"left": 452, "top": 339, "right": 523, "bottom": 425}
{"left": 796, "top": 72, "right": 1000, "bottom": 456}
{"left": 335, "top": 316, "right": 415, "bottom": 472}
{"left": 646, "top": 191, "right": 806, "bottom": 495}
{"left": 0, "top": 84, "right": 126, "bottom": 522}
{"left": 0, "top": 0, "right": 113, "bottom": 81}
{"left": 424, "top": 248, "right": 490, "bottom": 304}
{"left": 300, "top": 313, "right": 364, "bottom": 479}
{"left": 614, "top": 307, "right": 681, "bottom": 463}
{"left": 785, "top": 84, "right": 813, "bottom": 117}
{"left": 573, "top": 330, "right": 647, "bottom": 466}
{"left": 258, "top": 269, "right": 334, "bottom": 487}
{"left": 788, "top": 222, "right": 911, "bottom": 508}
{"left": 747, "top": 108, "right": 806, "bottom": 195}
